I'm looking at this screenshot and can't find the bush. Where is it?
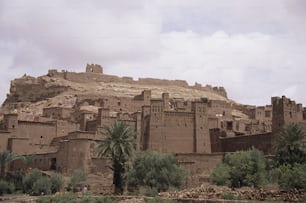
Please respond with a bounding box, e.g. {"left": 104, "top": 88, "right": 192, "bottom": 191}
{"left": 7, "top": 182, "right": 15, "bottom": 194}
{"left": 94, "top": 196, "right": 117, "bottom": 203}
{"left": 210, "top": 162, "right": 230, "bottom": 186}
{"left": 37, "top": 193, "right": 117, "bottom": 203}
{"left": 69, "top": 169, "right": 86, "bottom": 192}
{"left": 221, "top": 192, "right": 241, "bottom": 200}
{"left": 6, "top": 170, "right": 23, "bottom": 191}
{"left": 0, "top": 180, "right": 8, "bottom": 195}
{"left": 144, "top": 187, "right": 159, "bottom": 197}
{"left": 0, "top": 180, "right": 15, "bottom": 195}
{"left": 146, "top": 197, "right": 179, "bottom": 203}
{"left": 211, "top": 148, "right": 268, "bottom": 188}
{"left": 23, "top": 169, "right": 59, "bottom": 195}
{"left": 273, "top": 163, "right": 306, "bottom": 190}
{"left": 50, "top": 172, "right": 64, "bottom": 193}
{"left": 126, "top": 151, "right": 188, "bottom": 193}
{"left": 32, "top": 176, "right": 51, "bottom": 196}
{"left": 37, "top": 193, "right": 77, "bottom": 203}
{"left": 22, "top": 169, "right": 42, "bottom": 194}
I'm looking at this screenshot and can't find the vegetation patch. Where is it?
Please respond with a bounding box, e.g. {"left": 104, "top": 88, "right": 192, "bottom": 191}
{"left": 126, "top": 151, "right": 188, "bottom": 194}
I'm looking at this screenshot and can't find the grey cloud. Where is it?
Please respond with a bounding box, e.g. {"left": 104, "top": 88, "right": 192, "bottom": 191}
{"left": 1, "top": 0, "right": 306, "bottom": 106}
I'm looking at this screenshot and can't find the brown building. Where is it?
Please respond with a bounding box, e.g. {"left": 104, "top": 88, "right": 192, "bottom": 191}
{"left": 2, "top": 65, "right": 306, "bottom": 192}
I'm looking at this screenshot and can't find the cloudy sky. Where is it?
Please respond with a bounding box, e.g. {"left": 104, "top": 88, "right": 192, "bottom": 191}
{"left": 1, "top": 0, "right": 306, "bottom": 106}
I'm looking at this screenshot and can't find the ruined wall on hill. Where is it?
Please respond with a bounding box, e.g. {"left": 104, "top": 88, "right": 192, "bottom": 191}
{"left": 4, "top": 76, "right": 70, "bottom": 105}
{"left": 48, "top": 69, "right": 228, "bottom": 98}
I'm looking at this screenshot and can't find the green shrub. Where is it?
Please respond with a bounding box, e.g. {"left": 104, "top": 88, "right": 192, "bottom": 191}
{"left": 37, "top": 193, "right": 77, "bottom": 203}
{"left": 22, "top": 169, "right": 42, "bottom": 194}
{"left": 94, "top": 196, "right": 116, "bottom": 203}
{"left": 69, "top": 169, "right": 86, "bottom": 192}
{"left": 144, "top": 187, "right": 159, "bottom": 197}
{"left": 37, "top": 193, "right": 117, "bottom": 203}
{"left": 146, "top": 197, "right": 178, "bottom": 203}
{"left": 302, "top": 194, "right": 306, "bottom": 203}
{"left": 210, "top": 162, "right": 230, "bottom": 186}
{"left": 126, "top": 151, "right": 188, "bottom": 193}
{"left": 0, "top": 180, "right": 15, "bottom": 195}
{"left": 79, "top": 195, "right": 92, "bottom": 203}
{"left": 7, "top": 182, "right": 15, "bottom": 194}
{"left": 50, "top": 172, "right": 64, "bottom": 193}
{"left": 211, "top": 148, "right": 268, "bottom": 188}
{"left": 274, "top": 163, "right": 306, "bottom": 189}
{"left": 6, "top": 170, "right": 23, "bottom": 191}
{"left": 32, "top": 176, "right": 51, "bottom": 196}
{"left": 221, "top": 192, "right": 241, "bottom": 200}
{"left": 0, "top": 180, "right": 8, "bottom": 195}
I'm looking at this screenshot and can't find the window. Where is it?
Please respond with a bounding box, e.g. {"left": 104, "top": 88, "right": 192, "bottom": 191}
{"left": 227, "top": 121, "right": 233, "bottom": 130}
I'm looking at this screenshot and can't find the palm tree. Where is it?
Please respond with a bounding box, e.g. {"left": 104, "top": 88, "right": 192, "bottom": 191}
{"left": 96, "top": 121, "right": 135, "bottom": 194}
{"left": 21, "top": 154, "right": 36, "bottom": 172}
{"left": 276, "top": 123, "right": 306, "bottom": 165}
{"left": 0, "top": 151, "right": 19, "bottom": 179}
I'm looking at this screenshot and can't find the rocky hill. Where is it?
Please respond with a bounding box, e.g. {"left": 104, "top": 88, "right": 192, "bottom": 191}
{"left": 0, "top": 64, "right": 232, "bottom": 119}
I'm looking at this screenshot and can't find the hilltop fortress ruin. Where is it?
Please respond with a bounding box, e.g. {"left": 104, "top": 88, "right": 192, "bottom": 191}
{"left": 1, "top": 64, "right": 306, "bottom": 192}
{"left": 3, "top": 64, "right": 226, "bottom": 106}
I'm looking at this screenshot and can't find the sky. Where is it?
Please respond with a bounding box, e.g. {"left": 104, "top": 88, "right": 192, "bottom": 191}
{"left": 1, "top": 0, "right": 306, "bottom": 106}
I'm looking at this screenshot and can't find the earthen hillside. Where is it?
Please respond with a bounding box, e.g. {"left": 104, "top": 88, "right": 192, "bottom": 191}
{"left": 0, "top": 64, "right": 236, "bottom": 120}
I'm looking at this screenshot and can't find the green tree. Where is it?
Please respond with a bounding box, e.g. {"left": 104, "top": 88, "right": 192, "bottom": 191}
{"left": 211, "top": 148, "right": 268, "bottom": 188}
{"left": 126, "top": 151, "right": 188, "bottom": 193}
{"left": 0, "top": 151, "right": 19, "bottom": 179}
{"left": 96, "top": 121, "right": 135, "bottom": 194}
{"left": 275, "top": 123, "right": 306, "bottom": 165}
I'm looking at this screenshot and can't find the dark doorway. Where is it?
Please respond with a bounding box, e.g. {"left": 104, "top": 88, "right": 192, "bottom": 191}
{"left": 226, "top": 121, "right": 233, "bottom": 130}
{"left": 50, "top": 158, "right": 56, "bottom": 170}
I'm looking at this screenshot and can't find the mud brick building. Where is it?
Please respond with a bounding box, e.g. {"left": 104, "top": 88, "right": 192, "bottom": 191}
{"left": 1, "top": 65, "right": 306, "bottom": 192}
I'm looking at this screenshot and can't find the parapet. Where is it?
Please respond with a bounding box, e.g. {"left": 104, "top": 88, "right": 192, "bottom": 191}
{"left": 272, "top": 96, "right": 297, "bottom": 106}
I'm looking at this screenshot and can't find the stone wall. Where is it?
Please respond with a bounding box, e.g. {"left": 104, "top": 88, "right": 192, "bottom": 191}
{"left": 210, "top": 128, "right": 272, "bottom": 154}
{"left": 162, "top": 112, "right": 195, "bottom": 153}
{"left": 0, "top": 130, "right": 10, "bottom": 151}
{"left": 11, "top": 152, "right": 57, "bottom": 171}
{"left": 175, "top": 153, "right": 223, "bottom": 187}
{"left": 56, "top": 120, "right": 80, "bottom": 137}
{"left": 42, "top": 107, "right": 74, "bottom": 120}
{"left": 12, "top": 121, "right": 56, "bottom": 153}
